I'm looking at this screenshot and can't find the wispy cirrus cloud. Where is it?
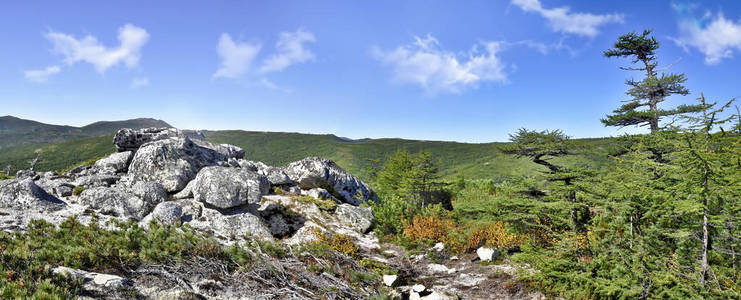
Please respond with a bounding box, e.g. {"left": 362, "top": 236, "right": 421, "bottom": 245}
{"left": 24, "top": 65, "right": 61, "bottom": 83}
{"left": 511, "top": 0, "right": 624, "bottom": 37}
{"left": 372, "top": 35, "right": 508, "bottom": 94}
{"left": 130, "top": 77, "right": 149, "bottom": 89}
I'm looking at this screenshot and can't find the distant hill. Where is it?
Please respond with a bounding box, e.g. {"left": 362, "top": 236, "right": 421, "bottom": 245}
{"left": 0, "top": 126, "right": 617, "bottom": 181}
{"left": 0, "top": 116, "right": 170, "bottom": 149}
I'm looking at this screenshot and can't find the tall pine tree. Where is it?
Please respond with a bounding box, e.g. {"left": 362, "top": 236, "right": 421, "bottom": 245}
{"left": 602, "top": 29, "right": 702, "bottom": 133}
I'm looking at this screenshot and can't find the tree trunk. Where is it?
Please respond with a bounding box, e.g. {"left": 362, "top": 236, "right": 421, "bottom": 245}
{"left": 701, "top": 209, "right": 708, "bottom": 288}
{"left": 642, "top": 58, "right": 660, "bottom": 134}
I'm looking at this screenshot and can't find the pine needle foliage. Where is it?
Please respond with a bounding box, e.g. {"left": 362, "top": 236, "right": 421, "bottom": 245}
{"left": 602, "top": 30, "right": 703, "bottom": 133}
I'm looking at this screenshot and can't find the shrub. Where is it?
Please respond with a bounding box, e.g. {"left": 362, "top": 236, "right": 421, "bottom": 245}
{"left": 0, "top": 217, "right": 238, "bottom": 297}
{"left": 403, "top": 215, "right": 455, "bottom": 243}
{"left": 313, "top": 229, "right": 359, "bottom": 258}
{"left": 467, "top": 221, "right": 523, "bottom": 251}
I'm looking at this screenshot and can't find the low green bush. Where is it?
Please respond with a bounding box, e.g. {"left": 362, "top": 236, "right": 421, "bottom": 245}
{"left": 0, "top": 216, "right": 250, "bottom": 298}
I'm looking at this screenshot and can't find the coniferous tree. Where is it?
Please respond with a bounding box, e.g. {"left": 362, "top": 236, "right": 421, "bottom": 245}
{"left": 602, "top": 30, "right": 703, "bottom": 133}
{"left": 502, "top": 128, "right": 590, "bottom": 232}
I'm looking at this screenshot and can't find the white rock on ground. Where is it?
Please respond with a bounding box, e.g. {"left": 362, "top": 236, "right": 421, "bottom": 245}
{"left": 383, "top": 275, "right": 398, "bottom": 287}
{"left": 432, "top": 242, "right": 444, "bottom": 252}
{"left": 53, "top": 266, "right": 129, "bottom": 293}
{"left": 476, "top": 247, "right": 496, "bottom": 262}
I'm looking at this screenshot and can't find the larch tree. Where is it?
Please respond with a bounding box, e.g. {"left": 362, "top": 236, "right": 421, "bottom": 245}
{"left": 602, "top": 29, "right": 703, "bottom": 133}
{"left": 502, "top": 128, "right": 590, "bottom": 233}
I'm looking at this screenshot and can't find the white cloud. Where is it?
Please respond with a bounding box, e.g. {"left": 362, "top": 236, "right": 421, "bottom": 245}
{"left": 372, "top": 35, "right": 507, "bottom": 93}
{"left": 674, "top": 13, "right": 741, "bottom": 64}
{"left": 24, "top": 65, "right": 61, "bottom": 82}
{"left": 46, "top": 24, "right": 149, "bottom": 72}
{"left": 130, "top": 77, "right": 149, "bottom": 88}
{"left": 511, "top": 0, "right": 624, "bottom": 37}
{"left": 260, "top": 29, "right": 316, "bottom": 73}
{"left": 213, "top": 33, "right": 262, "bottom": 79}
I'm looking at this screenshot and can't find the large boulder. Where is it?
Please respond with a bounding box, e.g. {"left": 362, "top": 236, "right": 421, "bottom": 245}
{"left": 73, "top": 174, "right": 121, "bottom": 188}
{"left": 34, "top": 178, "right": 75, "bottom": 198}
{"left": 191, "top": 140, "right": 245, "bottom": 160}
{"left": 237, "top": 160, "right": 292, "bottom": 185}
{"left": 113, "top": 127, "right": 186, "bottom": 152}
{"left": 94, "top": 151, "right": 134, "bottom": 173}
{"left": 130, "top": 181, "right": 168, "bottom": 205}
{"left": 0, "top": 178, "right": 66, "bottom": 211}
{"left": 140, "top": 201, "right": 183, "bottom": 226}
{"left": 78, "top": 187, "right": 152, "bottom": 220}
{"left": 191, "top": 207, "right": 274, "bottom": 240}
{"left": 192, "top": 166, "right": 269, "bottom": 209}
{"left": 284, "top": 157, "right": 373, "bottom": 205}
{"left": 126, "top": 137, "right": 225, "bottom": 193}
{"left": 335, "top": 204, "right": 374, "bottom": 233}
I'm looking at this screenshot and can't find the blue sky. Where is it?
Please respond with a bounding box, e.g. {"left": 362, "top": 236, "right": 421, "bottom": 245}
{"left": 1, "top": 0, "right": 740, "bottom": 142}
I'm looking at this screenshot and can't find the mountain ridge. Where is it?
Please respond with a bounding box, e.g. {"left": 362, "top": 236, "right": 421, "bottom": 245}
{"left": 0, "top": 115, "right": 171, "bottom": 149}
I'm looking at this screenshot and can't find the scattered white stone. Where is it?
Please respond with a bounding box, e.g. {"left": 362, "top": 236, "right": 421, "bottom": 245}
{"left": 450, "top": 255, "right": 459, "bottom": 260}
{"left": 382, "top": 274, "right": 398, "bottom": 287}
{"left": 427, "top": 263, "right": 450, "bottom": 274}
{"left": 456, "top": 273, "right": 487, "bottom": 287}
{"left": 432, "top": 242, "right": 444, "bottom": 252}
{"left": 420, "top": 291, "right": 448, "bottom": 300}
{"left": 53, "top": 266, "right": 129, "bottom": 292}
{"left": 412, "top": 254, "right": 425, "bottom": 261}
{"left": 476, "top": 247, "right": 496, "bottom": 262}
{"left": 410, "top": 292, "right": 422, "bottom": 300}
{"left": 412, "top": 284, "right": 426, "bottom": 293}
{"left": 383, "top": 249, "right": 398, "bottom": 256}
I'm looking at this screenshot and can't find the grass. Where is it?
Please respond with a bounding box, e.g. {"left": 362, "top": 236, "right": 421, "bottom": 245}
{"left": 0, "top": 135, "right": 115, "bottom": 175}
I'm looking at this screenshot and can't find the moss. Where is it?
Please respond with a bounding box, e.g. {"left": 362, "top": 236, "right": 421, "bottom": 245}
{"left": 358, "top": 258, "right": 395, "bottom": 275}
{"left": 72, "top": 186, "right": 86, "bottom": 196}
{"left": 294, "top": 195, "right": 338, "bottom": 212}
{"left": 271, "top": 186, "right": 284, "bottom": 195}
{"left": 349, "top": 270, "right": 378, "bottom": 286}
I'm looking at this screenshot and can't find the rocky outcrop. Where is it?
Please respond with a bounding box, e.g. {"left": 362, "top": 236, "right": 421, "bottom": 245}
{"left": 191, "top": 166, "right": 269, "bottom": 209}
{"left": 78, "top": 187, "right": 152, "bottom": 220}
{"left": 94, "top": 151, "right": 134, "bottom": 173}
{"left": 126, "top": 137, "right": 218, "bottom": 192}
{"left": 238, "top": 160, "right": 293, "bottom": 185}
{"left": 0, "top": 178, "right": 66, "bottom": 211}
{"left": 114, "top": 127, "right": 190, "bottom": 152}
{"left": 284, "top": 157, "right": 374, "bottom": 205}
